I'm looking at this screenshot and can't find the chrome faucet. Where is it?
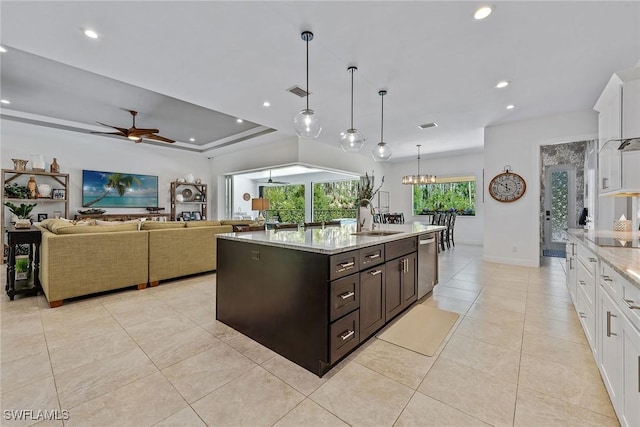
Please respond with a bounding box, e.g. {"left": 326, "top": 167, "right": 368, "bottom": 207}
{"left": 356, "top": 198, "right": 376, "bottom": 232}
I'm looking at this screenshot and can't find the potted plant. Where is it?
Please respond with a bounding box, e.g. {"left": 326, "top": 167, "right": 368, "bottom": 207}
{"left": 357, "top": 172, "right": 385, "bottom": 206}
{"left": 3, "top": 201, "right": 37, "bottom": 228}
{"left": 14, "top": 256, "right": 29, "bottom": 281}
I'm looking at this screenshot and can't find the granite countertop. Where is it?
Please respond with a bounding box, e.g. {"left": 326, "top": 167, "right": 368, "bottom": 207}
{"left": 216, "top": 223, "right": 446, "bottom": 255}
{"left": 567, "top": 229, "right": 640, "bottom": 288}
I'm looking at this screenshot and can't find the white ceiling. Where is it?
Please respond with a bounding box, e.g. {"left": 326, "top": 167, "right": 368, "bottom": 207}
{"left": 1, "top": 1, "right": 639, "bottom": 161}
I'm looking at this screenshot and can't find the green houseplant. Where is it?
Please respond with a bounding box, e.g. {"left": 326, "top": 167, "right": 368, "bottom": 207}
{"left": 15, "top": 257, "right": 29, "bottom": 280}
{"left": 4, "top": 201, "right": 37, "bottom": 228}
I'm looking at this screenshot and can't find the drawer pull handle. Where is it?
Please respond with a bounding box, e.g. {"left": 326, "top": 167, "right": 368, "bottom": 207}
{"left": 337, "top": 261, "right": 355, "bottom": 272}
{"left": 339, "top": 330, "right": 355, "bottom": 341}
{"left": 370, "top": 270, "right": 382, "bottom": 276}
{"left": 579, "top": 280, "right": 586, "bottom": 286}
{"left": 602, "top": 276, "right": 613, "bottom": 282}
{"left": 579, "top": 312, "right": 587, "bottom": 319}
{"left": 366, "top": 253, "right": 380, "bottom": 259}
{"left": 606, "top": 311, "right": 617, "bottom": 337}
{"left": 339, "top": 291, "right": 355, "bottom": 300}
{"left": 569, "top": 258, "right": 574, "bottom": 270}
{"left": 624, "top": 299, "right": 640, "bottom": 310}
{"left": 589, "top": 258, "right": 597, "bottom": 263}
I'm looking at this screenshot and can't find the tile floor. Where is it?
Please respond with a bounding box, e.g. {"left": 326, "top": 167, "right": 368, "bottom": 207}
{"left": 0, "top": 245, "right": 619, "bottom": 426}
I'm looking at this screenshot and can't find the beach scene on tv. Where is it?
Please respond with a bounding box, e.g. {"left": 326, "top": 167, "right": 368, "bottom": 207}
{"left": 82, "top": 170, "right": 158, "bottom": 208}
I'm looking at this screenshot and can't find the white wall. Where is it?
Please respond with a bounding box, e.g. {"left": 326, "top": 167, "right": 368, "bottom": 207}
{"left": 389, "top": 150, "right": 485, "bottom": 245}
{"left": 484, "top": 110, "right": 598, "bottom": 267}
{"left": 1, "top": 119, "right": 209, "bottom": 221}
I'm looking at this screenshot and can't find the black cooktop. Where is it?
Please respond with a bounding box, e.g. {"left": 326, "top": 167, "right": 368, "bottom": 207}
{"left": 590, "top": 237, "right": 640, "bottom": 248}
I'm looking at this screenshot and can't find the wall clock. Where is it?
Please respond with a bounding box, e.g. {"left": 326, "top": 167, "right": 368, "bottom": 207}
{"left": 242, "top": 193, "right": 251, "bottom": 201}
{"left": 488, "top": 166, "right": 527, "bottom": 203}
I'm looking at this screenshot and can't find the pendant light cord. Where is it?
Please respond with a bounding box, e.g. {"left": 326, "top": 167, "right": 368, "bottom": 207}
{"left": 380, "top": 92, "right": 384, "bottom": 142}
{"left": 417, "top": 145, "right": 421, "bottom": 175}
{"left": 306, "top": 36, "right": 310, "bottom": 111}
{"left": 350, "top": 69, "right": 354, "bottom": 129}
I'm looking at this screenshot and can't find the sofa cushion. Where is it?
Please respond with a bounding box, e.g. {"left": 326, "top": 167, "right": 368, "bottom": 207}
{"left": 40, "top": 218, "right": 95, "bottom": 234}
{"left": 186, "top": 220, "right": 223, "bottom": 228}
{"left": 56, "top": 223, "right": 139, "bottom": 234}
{"left": 140, "top": 221, "right": 186, "bottom": 230}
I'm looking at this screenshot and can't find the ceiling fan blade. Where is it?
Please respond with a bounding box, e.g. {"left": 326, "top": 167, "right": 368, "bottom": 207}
{"left": 128, "top": 128, "right": 160, "bottom": 136}
{"left": 90, "top": 131, "right": 126, "bottom": 136}
{"left": 96, "top": 122, "right": 128, "bottom": 134}
{"left": 145, "top": 134, "right": 175, "bottom": 143}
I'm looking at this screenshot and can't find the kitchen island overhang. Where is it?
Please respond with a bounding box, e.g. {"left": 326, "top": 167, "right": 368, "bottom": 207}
{"left": 216, "top": 223, "right": 445, "bottom": 377}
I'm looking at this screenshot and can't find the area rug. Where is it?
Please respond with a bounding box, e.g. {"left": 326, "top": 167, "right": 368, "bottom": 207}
{"left": 376, "top": 304, "right": 459, "bottom": 357}
{"left": 543, "top": 249, "right": 566, "bottom": 258}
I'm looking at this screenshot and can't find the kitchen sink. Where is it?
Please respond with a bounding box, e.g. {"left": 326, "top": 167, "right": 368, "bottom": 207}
{"left": 351, "top": 230, "right": 403, "bottom": 236}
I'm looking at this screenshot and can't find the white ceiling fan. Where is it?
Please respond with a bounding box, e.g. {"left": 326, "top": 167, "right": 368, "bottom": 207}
{"left": 257, "top": 170, "right": 289, "bottom": 185}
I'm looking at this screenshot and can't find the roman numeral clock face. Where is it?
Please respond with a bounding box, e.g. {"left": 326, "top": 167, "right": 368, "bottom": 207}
{"left": 489, "top": 172, "right": 526, "bottom": 202}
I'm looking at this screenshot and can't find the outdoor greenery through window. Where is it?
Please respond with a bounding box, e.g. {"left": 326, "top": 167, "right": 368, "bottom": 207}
{"left": 262, "top": 185, "right": 305, "bottom": 223}
{"left": 313, "top": 180, "right": 359, "bottom": 221}
{"left": 413, "top": 175, "right": 476, "bottom": 216}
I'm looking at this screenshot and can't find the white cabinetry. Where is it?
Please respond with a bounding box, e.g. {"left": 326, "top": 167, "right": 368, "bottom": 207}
{"left": 576, "top": 243, "right": 598, "bottom": 353}
{"left": 598, "top": 286, "right": 623, "bottom": 409}
{"left": 566, "top": 240, "right": 577, "bottom": 304}
{"left": 622, "top": 314, "right": 640, "bottom": 427}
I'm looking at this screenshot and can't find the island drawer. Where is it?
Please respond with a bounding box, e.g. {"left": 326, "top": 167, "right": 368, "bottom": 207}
{"left": 330, "top": 309, "right": 360, "bottom": 363}
{"left": 330, "top": 250, "right": 359, "bottom": 281}
{"left": 330, "top": 274, "right": 360, "bottom": 322}
{"left": 359, "top": 244, "right": 385, "bottom": 269}
{"left": 385, "top": 236, "right": 418, "bottom": 260}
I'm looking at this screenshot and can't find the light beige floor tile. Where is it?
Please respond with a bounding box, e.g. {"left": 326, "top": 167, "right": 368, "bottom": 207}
{"left": 352, "top": 338, "right": 436, "bottom": 389}
{"left": 153, "top": 406, "right": 207, "bottom": 427}
{"left": 39, "top": 300, "right": 109, "bottom": 326}
{"left": 465, "top": 301, "right": 525, "bottom": 329}
{"left": 522, "top": 332, "right": 597, "bottom": 375}
{"left": 104, "top": 301, "right": 177, "bottom": 328}
{"left": 179, "top": 306, "right": 216, "bottom": 325}
{"left": 395, "top": 391, "right": 490, "bottom": 427}
{"left": 162, "top": 343, "right": 255, "bottom": 403}
{"left": 124, "top": 311, "right": 197, "bottom": 344}
{"left": 42, "top": 315, "right": 125, "bottom": 349}
{"left": 0, "top": 351, "right": 53, "bottom": 393}
{"left": 439, "top": 278, "right": 485, "bottom": 293}
{"left": 139, "top": 325, "right": 221, "bottom": 369}
{"left": 525, "top": 292, "right": 573, "bottom": 310}
{"left": 0, "top": 376, "right": 59, "bottom": 427}
{"left": 422, "top": 294, "right": 473, "bottom": 315}
{"left": 455, "top": 315, "right": 523, "bottom": 351}
{"left": 274, "top": 398, "right": 349, "bottom": 427}
{"left": 200, "top": 319, "right": 242, "bottom": 341}
{"left": 1, "top": 330, "right": 47, "bottom": 364}
{"left": 524, "top": 312, "right": 587, "bottom": 345}
{"left": 310, "top": 362, "right": 413, "bottom": 426}
{"left": 49, "top": 328, "right": 137, "bottom": 375}
{"left": 519, "top": 354, "right": 616, "bottom": 418}
{"left": 418, "top": 357, "right": 517, "bottom": 426}
{"left": 225, "top": 333, "right": 277, "bottom": 364}
{"left": 440, "top": 334, "right": 520, "bottom": 384}
{"left": 474, "top": 291, "right": 527, "bottom": 314}
{"left": 451, "top": 272, "right": 492, "bottom": 284}
{"left": 261, "top": 354, "right": 328, "bottom": 396}
{"left": 55, "top": 347, "right": 156, "bottom": 409}
{"left": 514, "top": 387, "right": 620, "bottom": 427}
{"left": 65, "top": 372, "right": 187, "bottom": 427}
{"left": 525, "top": 301, "right": 580, "bottom": 324}
{"left": 191, "top": 366, "right": 304, "bottom": 427}
{"left": 433, "top": 285, "right": 481, "bottom": 302}
{"left": 480, "top": 284, "right": 529, "bottom": 299}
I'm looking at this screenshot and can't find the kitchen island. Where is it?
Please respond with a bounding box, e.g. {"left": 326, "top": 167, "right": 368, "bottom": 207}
{"left": 216, "top": 223, "right": 445, "bottom": 376}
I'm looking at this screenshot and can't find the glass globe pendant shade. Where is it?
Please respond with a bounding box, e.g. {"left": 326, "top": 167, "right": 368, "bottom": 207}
{"left": 293, "top": 108, "right": 322, "bottom": 138}
{"left": 372, "top": 142, "right": 392, "bottom": 162}
{"left": 340, "top": 128, "right": 365, "bottom": 152}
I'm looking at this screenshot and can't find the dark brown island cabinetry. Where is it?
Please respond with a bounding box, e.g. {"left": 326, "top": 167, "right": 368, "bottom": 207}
{"left": 216, "top": 231, "right": 438, "bottom": 377}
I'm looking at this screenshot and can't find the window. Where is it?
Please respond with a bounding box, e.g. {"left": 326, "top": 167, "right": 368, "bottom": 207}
{"left": 312, "top": 180, "right": 359, "bottom": 221}
{"left": 262, "top": 185, "right": 305, "bottom": 223}
{"left": 412, "top": 175, "right": 476, "bottom": 216}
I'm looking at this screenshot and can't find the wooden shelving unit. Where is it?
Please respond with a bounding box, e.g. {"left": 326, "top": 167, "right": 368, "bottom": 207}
{"left": 170, "top": 181, "right": 207, "bottom": 221}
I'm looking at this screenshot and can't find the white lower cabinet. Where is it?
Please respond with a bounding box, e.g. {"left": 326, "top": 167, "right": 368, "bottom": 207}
{"left": 599, "top": 287, "right": 623, "bottom": 409}
{"left": 622, "top": 315, "right": 640, "bottom": 427}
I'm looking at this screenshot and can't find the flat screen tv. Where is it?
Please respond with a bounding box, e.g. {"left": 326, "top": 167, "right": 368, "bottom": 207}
{"left": 82, "top": 169, "right": 158, "bottom": 208}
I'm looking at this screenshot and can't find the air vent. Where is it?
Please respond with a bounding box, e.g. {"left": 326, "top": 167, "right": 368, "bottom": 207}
{"left": 287, "top": 85, "right": 310, "bottom": 98}
{"left": 418, "top": 122, "right": 438, "bottom": 129}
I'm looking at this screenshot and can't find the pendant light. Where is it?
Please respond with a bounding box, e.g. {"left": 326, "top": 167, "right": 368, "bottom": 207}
{"left": 340, "top": 66, "right": 365, "bottom": 152}
{"left": 402, "top": 144, "right": 436, "bottom": 185}
{"left": 293, "top": 31, "right": 322, "bottom": 139}
{"left": 371, "top": 90, "right": 392, "bottom": 162}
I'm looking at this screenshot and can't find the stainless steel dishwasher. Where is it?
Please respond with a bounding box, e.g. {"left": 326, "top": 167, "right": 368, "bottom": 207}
{"left": 418, "top": 233, "right": 438, "bottom": 298}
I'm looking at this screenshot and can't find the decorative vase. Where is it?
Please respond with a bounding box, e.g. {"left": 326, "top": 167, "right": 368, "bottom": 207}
{"left": 184, "top": 173, "right": 195, "bottom": 183}
{"left": 27, "top": 176, "right": 38, "bottom": 199}
{"left": 30, "top": 155, "right": 45, "bottom": 172}
{"left": 38, "top": 184, "right": 52, "bottom": 198}
{"left": 176, "top": 194, "right": 184, "bottom": 202}
{"left": 50, "top": 158, "right": 60, "bottom": 173}
{"left": 11, "top": 159, "right": 28, "bottom": 171}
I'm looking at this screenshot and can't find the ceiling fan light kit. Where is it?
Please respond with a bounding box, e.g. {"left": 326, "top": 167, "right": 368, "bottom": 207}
{"left": 340, "top": 66, "right": 365, "bottom": 153}
{"left": 293, "top": 31, "right": 322, "bottom": 139}
{"left": 402, "top": 144, "right": 436, "bottom": 185}
{"left": 372, "top": 90, "right": 392, "bottom": 162}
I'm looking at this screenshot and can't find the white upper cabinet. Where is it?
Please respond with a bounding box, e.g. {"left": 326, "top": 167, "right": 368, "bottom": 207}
{"left": 594, "top": 68, "right": 640, "bottom": 196}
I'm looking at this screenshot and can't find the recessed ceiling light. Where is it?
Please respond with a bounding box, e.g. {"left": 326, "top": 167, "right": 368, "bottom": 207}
{"left": 236, "top": 118, "right": 243, "bottom": 123}
{"left": 496, "top": 80, "right": 509, "bottom": 89}
{"left": 418, "top": 122, "right": 438, "bottom": 129}
{"left": 0, "top": 46, "right": 6, "bottom": 53}
{"left": 474, "top": 6, "right": 493, "bottom": 20}
{"left": 189, "top": 138, "right": 195, "bottom": 142}
{"left": 1, "top": 99, "right": 11, "bottom": 104}
{"left": 263, "top": 101, "right": 270, "bottom": 107}
{"left": 84, "top": 29, "right": 98, "bottom": 39}
{"left": 506, "top": 104, "right": 515, "bottom": 110}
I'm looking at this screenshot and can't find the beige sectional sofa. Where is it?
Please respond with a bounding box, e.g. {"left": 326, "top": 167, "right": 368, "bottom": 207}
{"left": 37, "top": 218, "right": 249, "bottom": 307}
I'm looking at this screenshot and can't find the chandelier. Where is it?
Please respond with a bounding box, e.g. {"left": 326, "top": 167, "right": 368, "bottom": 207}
{"left": 402, "top": 144, "right": 436, "bottom": 185}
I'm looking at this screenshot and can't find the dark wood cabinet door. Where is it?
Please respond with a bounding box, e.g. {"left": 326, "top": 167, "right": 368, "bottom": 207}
{"left": 385, "top": 258, "right": 403, "bottom": 321}
{"left": 402, "top": 253, "right": 418, "bottom": 307}
{"left": 359, "top": 265, "right": 386, "bottom": 341}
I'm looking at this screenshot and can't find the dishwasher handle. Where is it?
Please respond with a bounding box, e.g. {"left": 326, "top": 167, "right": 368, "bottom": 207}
{"left": 419, "top": 237, "right": 436, "bottom": 245}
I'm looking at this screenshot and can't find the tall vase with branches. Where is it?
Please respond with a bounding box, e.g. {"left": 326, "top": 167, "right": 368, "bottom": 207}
{"left": 357, "top": 171, "right": 384, "bottom": 207}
